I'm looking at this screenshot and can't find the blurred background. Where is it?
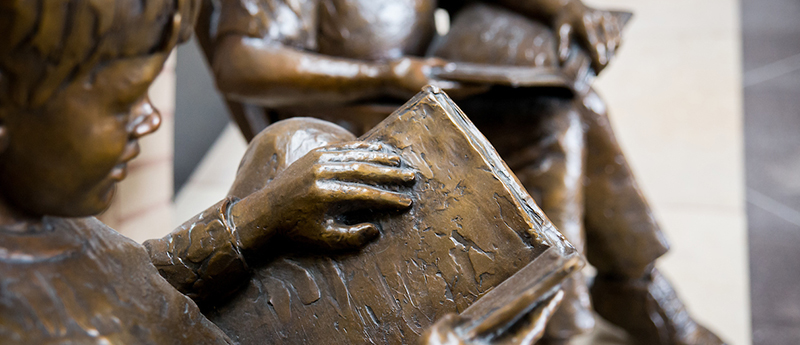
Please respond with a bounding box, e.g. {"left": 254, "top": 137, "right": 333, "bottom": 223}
{"left": 98, "top": 0, "right": 800, "bottom": 344}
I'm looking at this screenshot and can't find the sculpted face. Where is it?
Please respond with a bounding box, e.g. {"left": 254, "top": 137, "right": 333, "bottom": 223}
{"left": 0, "top": 54, "right": 166, "bottom": 217}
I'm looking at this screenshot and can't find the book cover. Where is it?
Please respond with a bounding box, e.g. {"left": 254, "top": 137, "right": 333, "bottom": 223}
{"left": 208, "top": 88, "right": 579, "bottom": 344}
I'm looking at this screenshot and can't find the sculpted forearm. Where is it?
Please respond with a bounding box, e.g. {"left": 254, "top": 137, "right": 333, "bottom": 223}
{"left": 212, "top": 35, "right": 390, "bottom": 107}
{"left": 483, "top": 0, "right": 619, "bottom": 71}
{"left": 144, "top": 198, "right": 249, "bottom": 305}
{"left": 490, "top": 0, "right": 585, "bottom": 22}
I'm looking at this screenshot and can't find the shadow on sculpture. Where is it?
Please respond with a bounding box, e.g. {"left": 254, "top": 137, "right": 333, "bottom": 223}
{"left": 0, "top": 1, "right": 582, "bottom": 344}
{"left": 195, "top": 0, "right": 727, "bottom": 344}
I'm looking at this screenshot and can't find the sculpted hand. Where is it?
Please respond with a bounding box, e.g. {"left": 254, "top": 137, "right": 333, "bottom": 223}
{"left": 554, "top": 3, "right": 622, "bottom": 73}
{"left": 420, "top": 290, "right": 564, "bottom": 345}
{"left": 384, "top": 57, "right": 487, "bottom": 99}
{"left": 233, "top": 141, "right": 415, "bottom": 251}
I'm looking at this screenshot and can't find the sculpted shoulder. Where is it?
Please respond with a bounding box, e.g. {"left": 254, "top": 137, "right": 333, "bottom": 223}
{"left": 317, "top": 0, "right": 438, "bottom": 59}
{"left": 0, "top": 218, "right": 233, "bottom": 345}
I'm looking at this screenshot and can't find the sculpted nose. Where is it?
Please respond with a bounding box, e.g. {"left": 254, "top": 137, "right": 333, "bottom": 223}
{"left": 128, "top": 96, "right": 161, "bottom": 139}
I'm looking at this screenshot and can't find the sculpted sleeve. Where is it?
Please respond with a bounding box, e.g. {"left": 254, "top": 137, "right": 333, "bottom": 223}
{"left": 216, "top": 0, "right": 270, "bottom": 38}
{"left": 216, "top": 0, "right": 318, "bottom": 49}
{"left": 581, "top": 93, "right": 670, "bottom": 278}
{"left": 144, "top": 198, "right": 249, "bottom": 304}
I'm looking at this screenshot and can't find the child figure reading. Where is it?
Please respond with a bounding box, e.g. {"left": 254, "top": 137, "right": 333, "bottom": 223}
{"left": 0, "top": 1, "right": 560, "bottom": 344}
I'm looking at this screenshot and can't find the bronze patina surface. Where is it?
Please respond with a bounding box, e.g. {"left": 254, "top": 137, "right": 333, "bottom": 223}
{"left": 0, "top": 1, "right": 234, "bottom": 343}
{"left": 198, "top": 0, "right": 728, "bottom": 343}
{"left": 206, "top": 87, "right": 581, "bottom": 344}
{"left": 0, "top": 1, "right": 572, "bottom": 343}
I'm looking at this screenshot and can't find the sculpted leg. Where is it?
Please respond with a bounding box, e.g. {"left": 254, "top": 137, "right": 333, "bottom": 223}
{"left": 465, "top": 92, "right": 596, "bottom": 343}
{"left": 580, "top": 90, "right": 725, "bottom": 345}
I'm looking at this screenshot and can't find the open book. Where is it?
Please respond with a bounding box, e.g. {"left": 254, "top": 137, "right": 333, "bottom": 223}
{"left": 208, "top": 88, "right": 582, "bottom": 344}
{"left": 429, "top": 8, "right": 634, "bottom": 94}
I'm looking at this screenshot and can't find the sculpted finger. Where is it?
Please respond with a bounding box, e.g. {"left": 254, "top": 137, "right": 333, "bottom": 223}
{"left": 598, "top": 13, "right": 617, "bottom": 66}
{"left": 442, "top": 82, "right": 493, "bottom": 100}
{"left": 418, "top": 313, "right": 466, "bottom": 345}
{"left": 497, "top": 290, "right": 565, "bottom": 345}
{"left": 320, "top": 151, "right": 402, "bottom": 166}
{"left": 420, "top": 313, "right": 468, "bottom": 345}
{"left": 318, "top": 163, "right": 416, "bottom": 184}
{"left": 601, "top": 14, "right": 614, "bottom": 48}
{"left": 430, "top": 79, "right": 471, "bottom": 93}
{"left": 317, "top": 181, "right": 413, "bottom": 209}
{"left": 320, "top": 141, "right": 385, "bottom": 153}
{"left": 596, "top": 31, "right": 610, "bottom": 71}
{"left": 604, "top": 15, "right": 622, "bottom": 59}
{"left": 583, "top": 15, "right": 607, "bottom": 70}
{"left": 596, "top": 14, "right": 609, "bottom": 48}
{"left": 424, "top": 57, "right": 450, "bottom": 69}
{"left": 320, "top": 221, "right": 380, "bottom": 249}
{"left": 555, "top": 19, "right": 573, "bottom": 63}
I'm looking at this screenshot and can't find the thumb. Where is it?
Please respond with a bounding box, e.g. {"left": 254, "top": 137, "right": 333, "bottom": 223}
{"left": 420, "top": 313, "right": 467, "bottom": 345}
{"left": 320, "top": 221, "right": 380, "bottom": 250}
{"left": 497, "top": 289, "right": 565, "bottom": 345}
{"left": 555, "top": 17, "right": 573, "bottom": 64}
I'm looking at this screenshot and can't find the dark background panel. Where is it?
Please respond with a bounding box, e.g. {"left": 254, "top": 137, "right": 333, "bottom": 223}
{"left": 743, "top": 0, "right": 800, "bottom": 344}
{"left": 174, "top": 38, "right": 231, "bottom": 192}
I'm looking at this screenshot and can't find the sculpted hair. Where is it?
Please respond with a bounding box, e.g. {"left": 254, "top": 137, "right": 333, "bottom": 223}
{"left": 0, "top": 0, "right": 198, "bottom": 109}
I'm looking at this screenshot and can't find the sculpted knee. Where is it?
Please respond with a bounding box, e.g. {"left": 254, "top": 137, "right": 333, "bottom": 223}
{"left": 229, "top": 117, "right": 356, "bottom": 198}
{"left": 252, "top": 117, "right": 356, "bottom": 164}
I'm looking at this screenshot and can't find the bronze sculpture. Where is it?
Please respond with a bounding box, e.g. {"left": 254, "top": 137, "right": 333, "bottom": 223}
{"left": 0, "top": 1, "right": 575, "bottom": 343}
{"left": 197, "top": 0, "right": 727, "bottom": 344}
{"left": 203, "top": 87, "right": 582, "bottom": 344}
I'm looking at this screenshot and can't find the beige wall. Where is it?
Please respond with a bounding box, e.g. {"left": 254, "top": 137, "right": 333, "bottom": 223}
{"left": 589, "top": 0, "right": 748, "bottom": 343}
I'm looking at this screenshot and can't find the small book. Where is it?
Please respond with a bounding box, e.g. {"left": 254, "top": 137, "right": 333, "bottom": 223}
{"left": 208, "top": 87, "right": 581, "bottom": 344}
{"left": 429, "top": 9, "right": 634, "bottom": 93}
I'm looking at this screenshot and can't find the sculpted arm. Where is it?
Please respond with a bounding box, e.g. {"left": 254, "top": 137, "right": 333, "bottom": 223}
{"left": 144, "top": 199, "right": 251, "bottom": 304}
{"left": 143, "top": 194, "right": 301, "bottom": 304}
{"left": 210, "top": 0, "right": 462, "bottom": 106}
{"left": 442, "top": 0, "right": 621, "bottom": 71}
{"left": 496, "top": 0, "right": 622, "bottom": 71}
{"left": 441, "top": 0, "right": 587, "bottom": 23}
{"left": 487, "top": 0, "right": 584, "bottom": 21}
{"left": 212, "top": 35, "right": 458, "bottom": 105}
{"left": 212, "top": 35, "right": 390, "bottom": 107}
{"left": 144, "top": 126, "right": 415, "bottom": 305}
